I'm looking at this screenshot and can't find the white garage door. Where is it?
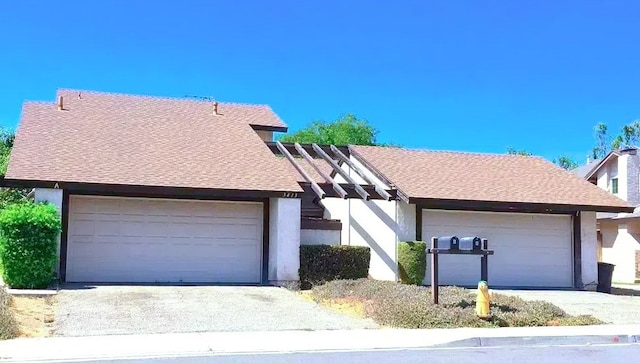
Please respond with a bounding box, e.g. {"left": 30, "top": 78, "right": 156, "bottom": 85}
{"left": 422, "top": 210, "right": 573, "bottom": 288}
{"left": 67, "top": 196, "right": 263, "bottom": 283}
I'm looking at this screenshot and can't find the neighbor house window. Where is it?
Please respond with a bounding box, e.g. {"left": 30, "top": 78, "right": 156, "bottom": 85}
{"left": 611, "top": 178, "right": 619, "bottom": 194}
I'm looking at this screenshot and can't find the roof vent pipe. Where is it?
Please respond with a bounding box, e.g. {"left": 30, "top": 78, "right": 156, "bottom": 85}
{"left": 213, "top": 102, "right": 219, "bottom": 115}
{"left": 57, "top": 96, "right": 64, "bottom": 111}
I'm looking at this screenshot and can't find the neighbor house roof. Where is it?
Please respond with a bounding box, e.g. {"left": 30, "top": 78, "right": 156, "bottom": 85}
{"left": 350, "top": 145, "right": 633, "bottom": 212}
{"left": 5, "top": 89, "right": 302, "bottom": 193}
{"left": 571, "top": 158, "right": 602, "bottom": 178}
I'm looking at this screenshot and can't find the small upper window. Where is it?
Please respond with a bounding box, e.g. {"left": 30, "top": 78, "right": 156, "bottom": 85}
{"left": 611, "top": 178, "right": 619, "bottom": 194}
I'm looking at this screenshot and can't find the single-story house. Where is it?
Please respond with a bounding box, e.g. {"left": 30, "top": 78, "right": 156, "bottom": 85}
{"left": 2, "top": 89, "right": 633, "bottom": 289}
{"left": 573, "top": 147, "right": 640, "bottom": 283}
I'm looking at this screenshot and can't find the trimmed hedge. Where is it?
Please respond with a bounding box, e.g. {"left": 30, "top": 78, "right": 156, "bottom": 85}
{"left": 398, "top": 241, "right": 426, "bottom": 285}
{"left": 299, "top": 245, "right": 370, "bottom": 289}
{"left": 0, "top": 202, "right": 61, "bottom": 289}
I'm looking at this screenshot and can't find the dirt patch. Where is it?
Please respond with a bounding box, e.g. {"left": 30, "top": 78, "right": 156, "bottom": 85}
{"left": 299, "top": 291, "right": 367, "bottom": 318}
{"left": 11, "top": 296, "right": 56, "bottom": 337}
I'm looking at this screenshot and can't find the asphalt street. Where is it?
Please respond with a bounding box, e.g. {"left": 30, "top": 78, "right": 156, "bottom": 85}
{"left": 77, "top": 343, "right": 640, "bottom": 363}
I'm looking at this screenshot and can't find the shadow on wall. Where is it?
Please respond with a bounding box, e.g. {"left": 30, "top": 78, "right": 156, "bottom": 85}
{"left": 361, "top": 199, "right": 398, "bottom": 232}
{"left": 350, "top": 216, "right": 396, "bottom": 275}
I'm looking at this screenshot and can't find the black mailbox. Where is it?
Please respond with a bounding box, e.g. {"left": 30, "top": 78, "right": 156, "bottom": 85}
{"left": 459, "top": 236, "right": 482, "bottom": 251}
{"left": 437, "top": 235, "right": 459, "bottom": 250}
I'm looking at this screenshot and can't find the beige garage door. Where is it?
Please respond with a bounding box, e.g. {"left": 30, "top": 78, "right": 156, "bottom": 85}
{"left": 66, "top": 196, "right": 263, "bottom": 283}
{"left": 422, "top": 210, "right": 573, "bottom": 288}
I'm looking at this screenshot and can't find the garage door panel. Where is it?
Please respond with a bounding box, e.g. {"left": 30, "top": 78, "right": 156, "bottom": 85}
{"left": 423, "top": 210, "right": 572, "bottom": 288}
{"left": 67, "top": 196, "right": 263, "bottom": 283}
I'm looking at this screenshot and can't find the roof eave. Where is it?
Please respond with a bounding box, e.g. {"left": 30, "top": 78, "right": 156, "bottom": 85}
{"left": 408, "top": 197, "right": 635, "bottom": 214}
{"left": 584, "top": 151, "right": 620, "bottom": 180}
{"left": 251, "top": 125, "right": 288, "bottom": 133}
{"left": 0, "top": 177, "right": 303, "bottom": 198}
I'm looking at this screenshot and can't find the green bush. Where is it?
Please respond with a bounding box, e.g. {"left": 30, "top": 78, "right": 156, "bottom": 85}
{"left": 299, "top": 245, "right": 370, "bottom": 289}
{"left": 398, "top": 241, "right": 426, "bottom": 285}
{"left": 0, "top": 202, "right": 61, "bottom": 289}
{"left": 0, "top": 287, "right": 18, "bottom": 339}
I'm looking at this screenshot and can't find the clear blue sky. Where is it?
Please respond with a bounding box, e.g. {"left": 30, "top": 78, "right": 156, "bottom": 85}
{"left": 1, "top": 1, "right": 639, "bottom": 163}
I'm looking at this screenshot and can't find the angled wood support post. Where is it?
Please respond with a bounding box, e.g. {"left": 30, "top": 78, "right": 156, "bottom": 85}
{"left": 294, "top": 143, "right": 348, "bottom": 199}
{"left": 311, "top": 143, "right": 370, "bottom": 200}
{"left": 275, "top": 141, "right": 326, "bottom": 199}
{"left": 329, "top": 145, "right": 392, "bottom": 201}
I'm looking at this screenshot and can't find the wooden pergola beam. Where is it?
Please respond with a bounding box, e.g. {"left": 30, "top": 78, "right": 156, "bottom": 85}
{"left": 330, "top": 145, "right": 393, "bottom": 201}
{"left": 275, "top": 141, "right": 326, "bottom": 199}
{"left": 294, "top": 143, "right": 348, "bottom": 199}
{"left": 312, "top": 143, "right": 370, "bottom": 200}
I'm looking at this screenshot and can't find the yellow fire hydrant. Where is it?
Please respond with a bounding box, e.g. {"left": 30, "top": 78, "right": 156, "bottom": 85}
{"left": 475, "top": 281, "right": 490, "bottom": 319}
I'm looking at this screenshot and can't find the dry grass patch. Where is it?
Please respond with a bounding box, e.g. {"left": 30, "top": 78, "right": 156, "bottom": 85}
{"left": 311, "top": 279, "right": 603, "bottom": 329}
{"left": 0, "top": 288, "right": 18, "bottom": 339}
{"left": 11, "top": 295, "right": 56, "bottom": 337}
{"left": 320, "top": 297, "right": 367, "bottom": 318}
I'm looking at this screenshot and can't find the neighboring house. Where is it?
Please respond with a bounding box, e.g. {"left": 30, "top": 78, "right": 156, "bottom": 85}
{"left": 574, "top": 147, "right": 640, "bottom": 283}
{"left": 1, "top": 89, "right": 632, "bottom": 290}
{"left": 320, "top": 147, "right": 631, "bottom": 289}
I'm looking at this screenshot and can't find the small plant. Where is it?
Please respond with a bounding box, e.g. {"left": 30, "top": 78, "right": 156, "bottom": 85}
{"left": 299, "top": 245, "right": 370, "bottom": 289}
{"left": 0, "top": 288, "right": 18, "bottom": 339}
{"left": 0, "top": 202, "right": 61, "bottom": 289}
{"left": 397, "top": 241, "right": 426, "bottom": 285}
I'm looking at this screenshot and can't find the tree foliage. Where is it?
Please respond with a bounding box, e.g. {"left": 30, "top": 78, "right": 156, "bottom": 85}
{"left": 279, "top": 114, "right": 380, "bottom": 146}
{"left": 506, "top": 147, "right": 532, "bottom": 156}
{"left": 554, "top": 155, "right": 579, "bottom": 170}
{"left": 0, "top": 128, "right": 29, "bottom": 208}
{"left": 592, "top": 120, "right": 640, "bottom": 159}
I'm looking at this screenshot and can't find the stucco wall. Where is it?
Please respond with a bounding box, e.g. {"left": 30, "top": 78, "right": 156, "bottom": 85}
{"left": 322, "top": 156, "right": 399, "bottom": 280}
{"left": 268, "top": 198, "right": 301, "bottom": 284}
{"left": 601, "top": 222, "right": 640, "bottom": 283}
{"left": 35, "top": 188, "right": 63, "bottom": 274}
{"left": 322, "top": 197, "right": 349, "bottom": 244}
{"left": 580, "top": 211, "right": 598, "bottom": 289}
{"left": 348, "top": 198, "right": 398, "bottom": 280}
{"left": 597, "top": 164, "right": 609, "bottom": 191}
{"left": 300, "top": 229, "right": 340, "bottom": 245}
{"left": 397, "top": 201, "right": 416, "bottom": 242}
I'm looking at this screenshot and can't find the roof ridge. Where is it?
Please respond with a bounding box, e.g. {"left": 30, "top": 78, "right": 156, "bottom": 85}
{"left": 353, "top": 145, "right": 542, "bottom": 159}
{"left": 56, "top": 89, "right": 271, "bottom": 108}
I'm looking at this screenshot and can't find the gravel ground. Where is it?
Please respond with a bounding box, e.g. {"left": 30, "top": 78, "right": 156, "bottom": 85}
{"left": 496, "top": 288, "right": 640, "bottom": 324}
{"left": 54, "top": 285, "right": 377, "bottom": 336}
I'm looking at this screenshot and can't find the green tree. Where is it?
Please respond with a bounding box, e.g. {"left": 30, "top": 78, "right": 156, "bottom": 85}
{"left": 0, "top": 128, "right": 29, "bottom": 208}
{"left": 592, "top": 122, "right": 609, "bottom": 159}
{"left": 554, "top": 155, "right": 579, "bottom": 170}
{"left": 279, "top": 114, "right": 380, "bottom": 146}
{"left": 506, "top": 147, "right": 532, "bottom": 156}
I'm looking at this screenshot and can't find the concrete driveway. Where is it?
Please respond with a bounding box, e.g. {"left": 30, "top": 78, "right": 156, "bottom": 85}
{"left": 497, "top": 286, "right": 640, "bottom": 324}
{"left": 55, "top": 285, "right": 376, "bottom": 336}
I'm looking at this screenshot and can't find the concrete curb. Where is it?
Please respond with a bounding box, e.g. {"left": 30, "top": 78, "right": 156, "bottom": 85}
{"left": 433, "top": 334, "right": 640, "bottom": 348}
{"left": 2, "top": 280, "right": 59, "bottom": 297}
{"left": 1, "top": 326, "right": 640, "bottom": 362}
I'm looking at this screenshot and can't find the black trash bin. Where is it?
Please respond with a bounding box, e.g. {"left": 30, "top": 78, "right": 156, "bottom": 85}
{"left": 597, "top": 262, "right": 615, "bottom": 293}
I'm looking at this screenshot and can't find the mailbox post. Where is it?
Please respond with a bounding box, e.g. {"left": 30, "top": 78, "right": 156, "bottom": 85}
{"left": 427, "top": 236, "right": 494, "bottom": 305}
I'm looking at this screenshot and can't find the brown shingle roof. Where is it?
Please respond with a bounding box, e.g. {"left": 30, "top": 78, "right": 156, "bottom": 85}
{"left": 351, "top": 145, "right": 632, "bottom": 211}
{"left": 6, "top": 89, "right": 302, "bottom": 192}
